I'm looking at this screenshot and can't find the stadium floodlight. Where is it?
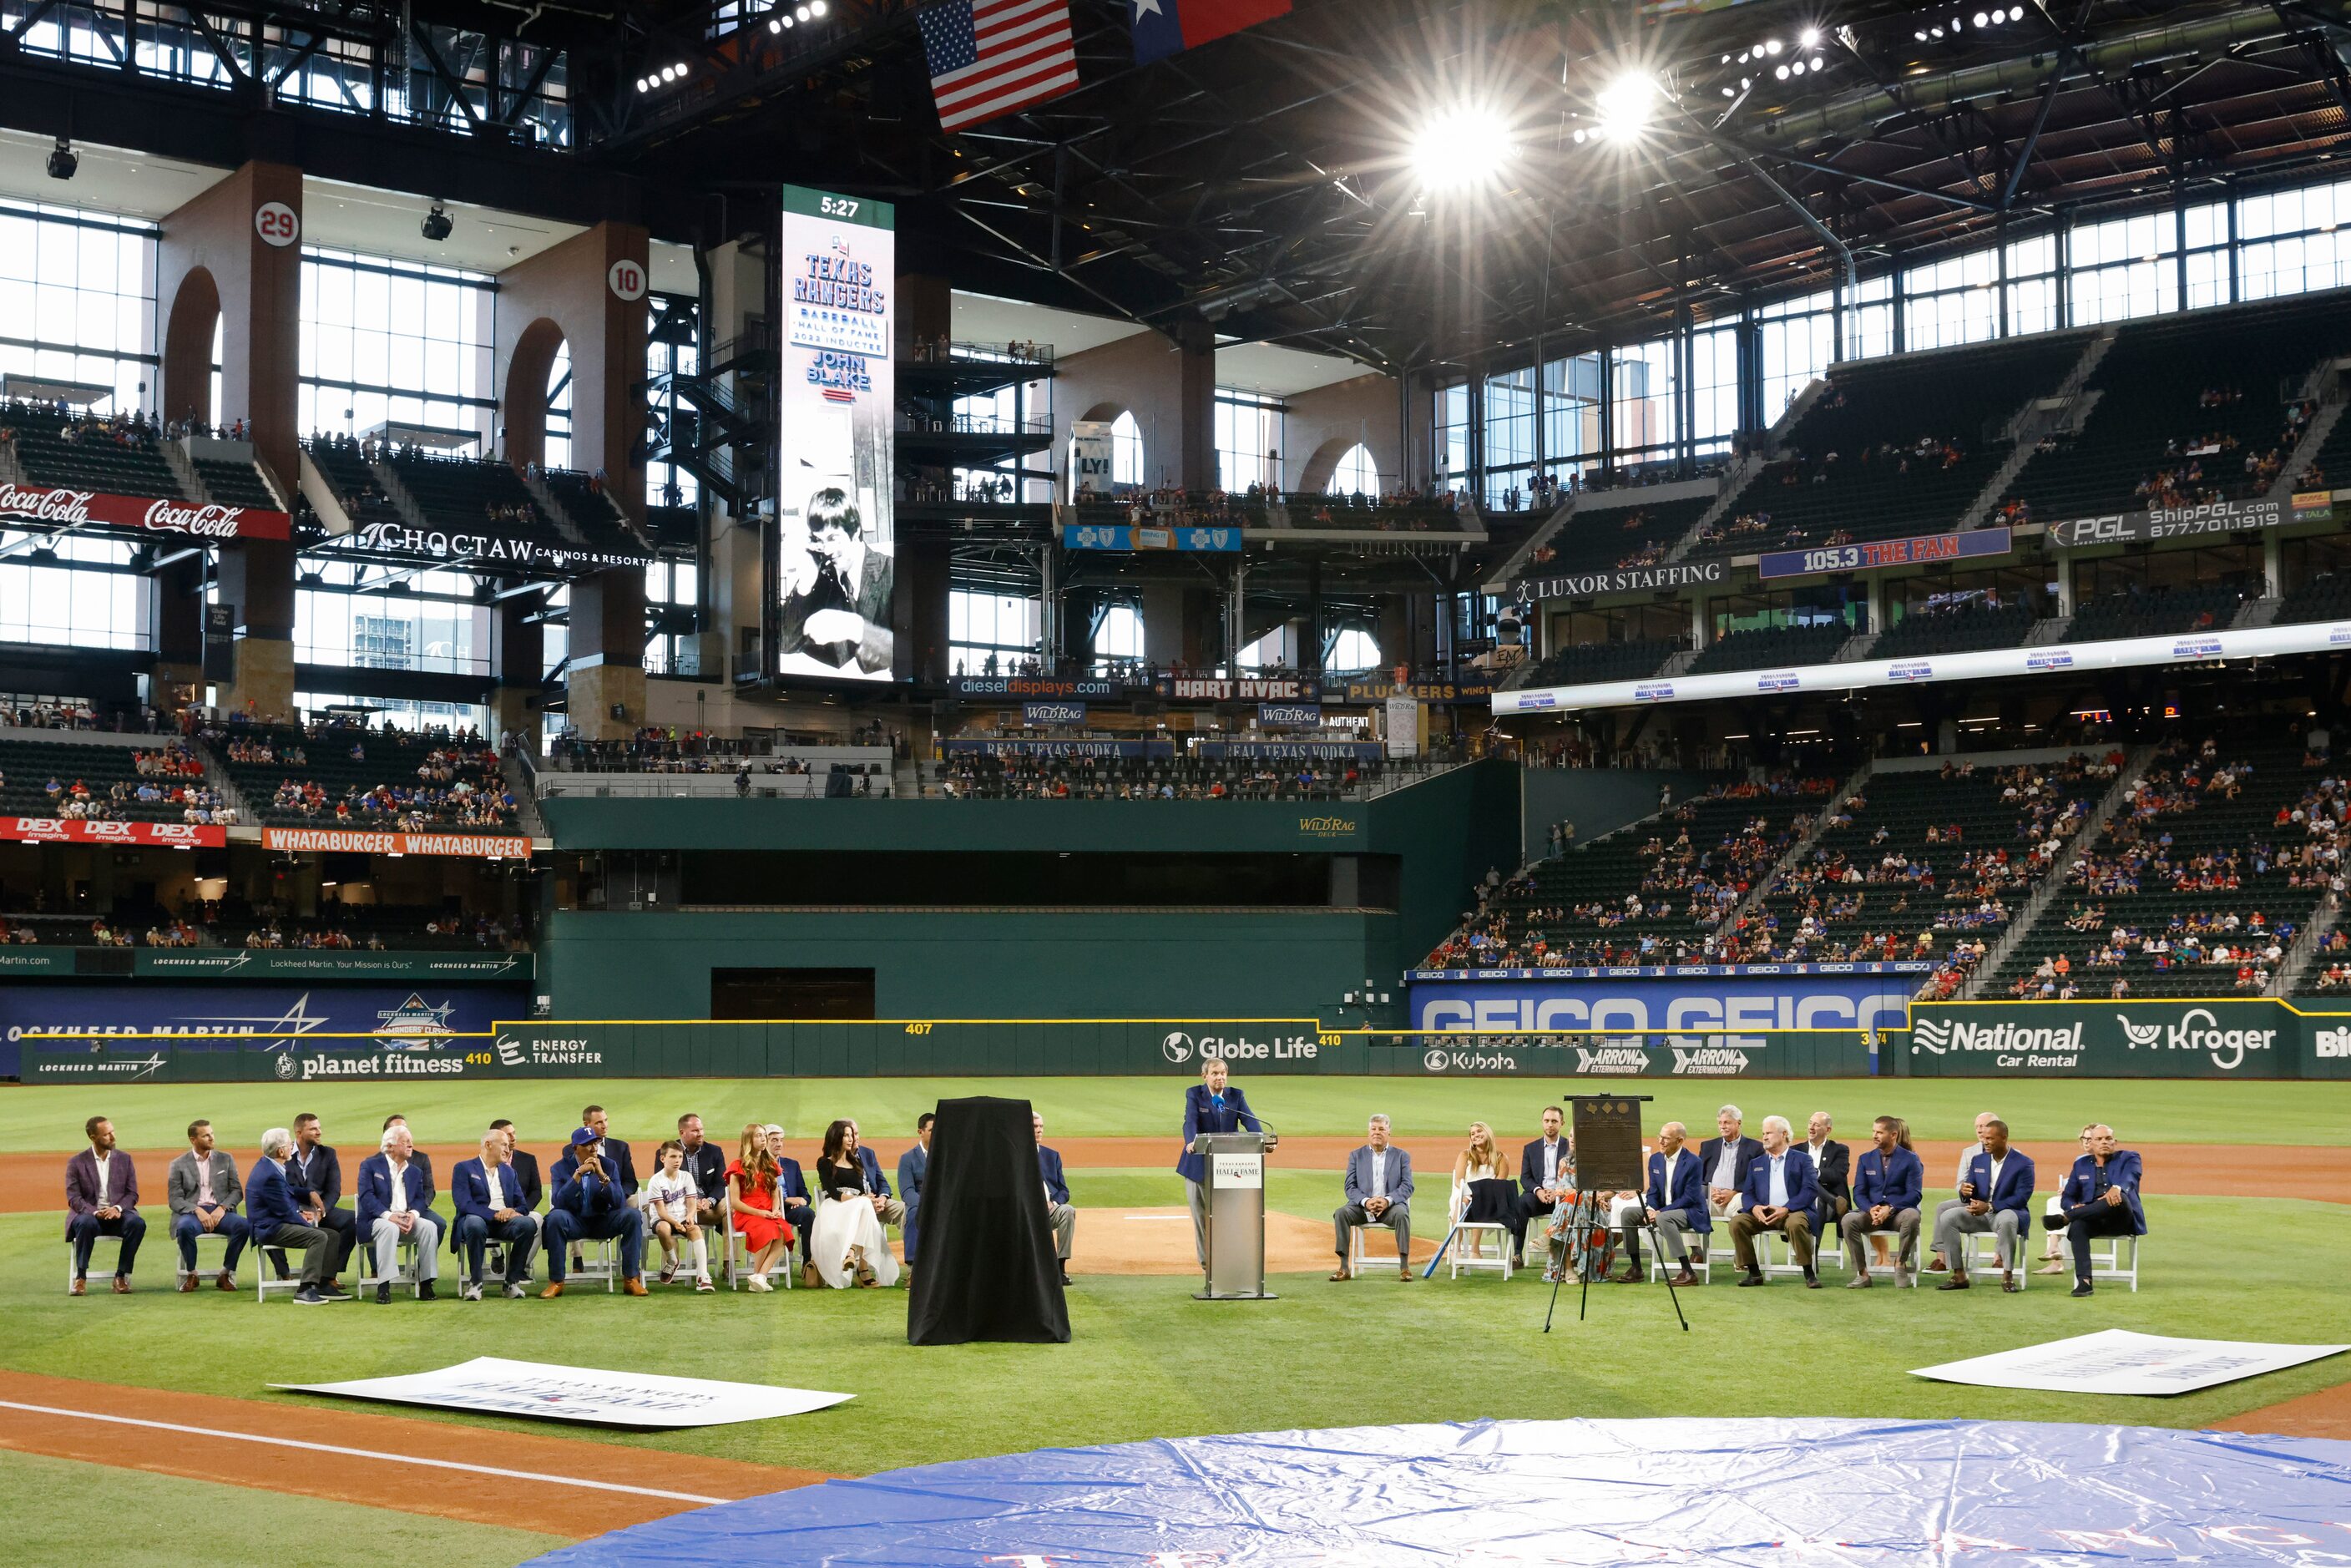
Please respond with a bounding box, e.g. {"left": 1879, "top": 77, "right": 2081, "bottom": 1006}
{"left": 420, "top": 203, "right": 453, "bottom": 242}
{"left": 809, "top": 0, "right": 827, "bottom": 13}
{"left": 1591, "top": 70, "right": 1661, "bottom": 143}
{"left": 1798, "top": 26, "right": 1821, "bottom": 46}
{"left": 47, "top": 136, "right": 77, "bottom": 181}
{"left": 1410, "top": 105, "right": 1515, "bottom": 188}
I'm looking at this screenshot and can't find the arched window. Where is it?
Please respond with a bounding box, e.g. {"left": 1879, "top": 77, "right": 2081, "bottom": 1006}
{"left": 1327, "top": 443, "right": 1378, "bottom": 496}
{"left": 1111, "top": 410, "right": 1142, "bottom": 488}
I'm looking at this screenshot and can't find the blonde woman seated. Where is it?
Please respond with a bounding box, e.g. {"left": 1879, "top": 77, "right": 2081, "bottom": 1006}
{"left": 1449, "top": 1122, "right": 1524, "bottom": 1260}
{"left": 810, "top": 1119, "right": 902, "bottom": 1288}
{"left": 726, "top": 1123, "right": 794, "bottom": 1292}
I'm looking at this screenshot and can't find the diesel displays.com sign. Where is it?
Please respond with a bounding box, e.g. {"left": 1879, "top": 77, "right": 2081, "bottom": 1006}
{"left": 1898, "top": 1001, "right": 2294, "bottom": 1077}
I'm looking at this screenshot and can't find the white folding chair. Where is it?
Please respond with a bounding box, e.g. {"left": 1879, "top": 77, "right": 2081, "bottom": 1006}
{"left": 1963, "top": 1227, "right": 2027, "bottom": 1286}
{"left": 173, "top": 1223, "right": 237, "bottom": 1287}
{"left": 564, "top": 1233, "right": 622, "bottom": 1292}
{"left": 1644, "top": 1226, "right": 1712, "bottom": 1284}
{"left": 1449, "top": 1221, "right": 1514, "bottom": 1280}
{"left": 1346, "top": 1222, "right": 1408, "bottom": 1277}
{"left": 2085, "top": 1232, "right": 2141, "bottom": 1291}
{"left": 66, "top": 1232, "right": 129, "bottom": 1292}
{"left": 254, "top": 1232, "right": 308, "bottom": 1302}
{"left": 356, "top": 1228, "right": 427, "bottom": 1298}
{"left": 721, "top": 1196, "right": 791, "bottom": 1291}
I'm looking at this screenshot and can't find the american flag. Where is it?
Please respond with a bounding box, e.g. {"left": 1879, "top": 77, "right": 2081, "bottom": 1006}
{"left": 919, "top": 0, "right": 1079, "bottom": 134}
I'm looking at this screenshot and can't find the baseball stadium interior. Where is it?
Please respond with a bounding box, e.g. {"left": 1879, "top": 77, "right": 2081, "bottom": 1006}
{"left": 4, "top": 0, "right": 2351, "bottom": 1562}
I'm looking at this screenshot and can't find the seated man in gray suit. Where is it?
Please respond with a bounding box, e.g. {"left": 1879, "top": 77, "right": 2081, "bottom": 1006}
{"left": 1331, "top": 1114, "right": 1415, "bottom": 1281}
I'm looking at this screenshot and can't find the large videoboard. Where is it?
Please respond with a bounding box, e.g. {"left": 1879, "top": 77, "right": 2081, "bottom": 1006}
{"left": 773, "top": 184, "right": 897, "bottom": 682}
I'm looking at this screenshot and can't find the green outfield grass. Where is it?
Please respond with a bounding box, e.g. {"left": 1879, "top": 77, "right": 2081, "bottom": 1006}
{"left": 7, "top": 1074, "right": 2348, "bottom": 1151}
{"left": 0, "top": 1450, "right": 563, "bottom": 1568}
{"left": 5, "top": 1191, "right": 2348, "bottom": 1481}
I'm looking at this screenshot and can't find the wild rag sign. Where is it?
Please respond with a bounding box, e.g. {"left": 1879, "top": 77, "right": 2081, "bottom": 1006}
{"left": 0, "top": 482, "right": 290, "bottom": 540}
{"left": 3, "top": 817, "right": 226, "bottom": 847}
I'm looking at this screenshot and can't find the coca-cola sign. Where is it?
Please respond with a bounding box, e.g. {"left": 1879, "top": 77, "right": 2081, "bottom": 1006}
{"left": 0, "top": 483, "right": 289, "bottom": 541}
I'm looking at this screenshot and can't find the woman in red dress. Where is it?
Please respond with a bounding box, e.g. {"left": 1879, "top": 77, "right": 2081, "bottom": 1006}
{"left": 726, "top": 1123, "right": 795, "bottom": 1291}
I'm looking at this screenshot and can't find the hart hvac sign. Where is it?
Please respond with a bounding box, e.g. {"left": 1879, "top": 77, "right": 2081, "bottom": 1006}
{"left": 0, "top": 482, "right": 291, "bottom": 541}
{"left": 1897, "top": 1001, "right": 2294, "bottom": 1077}
{"left": 1154, "top": 675, "right": 1318, "bottom": 701}
{"left": 1757, "top": 527, "right": 2011, "bottom": 581}
{"left": 2048, "top": 498, "right": 2283, "bottom": 548}
{"left": 1516, "top": 560, "right": 1724, "bottom": 600}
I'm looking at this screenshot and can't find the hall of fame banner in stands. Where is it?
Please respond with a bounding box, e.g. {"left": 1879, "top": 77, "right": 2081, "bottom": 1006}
{"left": 772, "top": 184, "right": 897, "bottom": 684}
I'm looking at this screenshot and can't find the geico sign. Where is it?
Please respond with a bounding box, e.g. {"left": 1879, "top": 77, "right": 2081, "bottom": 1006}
{"left": 1413, "top": 994, "right": 1901, "bottom": 1034}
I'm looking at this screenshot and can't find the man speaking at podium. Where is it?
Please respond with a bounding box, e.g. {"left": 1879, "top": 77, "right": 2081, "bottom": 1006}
{"left": 1177, "top": 1057, "right": 1261, "bottom": 1272}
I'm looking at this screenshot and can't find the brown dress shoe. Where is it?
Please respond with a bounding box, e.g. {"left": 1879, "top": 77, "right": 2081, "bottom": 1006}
{"left": 69, "top": 1277, "right": 87, "bottom": 1296}
{"left": 111, "top": 1276, "right": 131, "bottom": 1294}
{"left": 538, "top": 1282, "right": 565, "bottom": 1298}
{"left": 179, "top": 1275, "right": 199, "bottom": 1293}
{"left": 1398, "top": 1266, "right": 1415, "bottom": 1281}
{"left": 1669, "top": 1268, "right": 1700, "bottom": 1287}
{"left": 622, "top": 1277, "right": 649, "bottom": 1297}
{"left": 1328, "top": 1267, "right": 1351, "bottom": 1281}
{"left": 216, "top": 1271, "right": 235, "bottom": 1292}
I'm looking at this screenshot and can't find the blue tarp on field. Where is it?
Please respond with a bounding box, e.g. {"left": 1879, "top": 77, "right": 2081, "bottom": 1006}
{"left": 532, "top": 1418, "right": 2351, "bottom": 1565}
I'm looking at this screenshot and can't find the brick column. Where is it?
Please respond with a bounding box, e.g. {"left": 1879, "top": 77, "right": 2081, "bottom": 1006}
{"left": 1173, "top": 318, "right": 1216, "bottom": 491}
{"left": 159, "top": 160, "right": 302, "bottom": 718}
{"left": 897, "top": 271, "right": 954, "bottom": 682}
{"left": 496, "top": 223, "right": 651, "bottom": 738}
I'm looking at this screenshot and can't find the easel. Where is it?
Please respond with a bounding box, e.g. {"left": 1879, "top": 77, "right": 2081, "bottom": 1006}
{"left": 1542, "top": 1094, "right": 1690, "bottom": 1333}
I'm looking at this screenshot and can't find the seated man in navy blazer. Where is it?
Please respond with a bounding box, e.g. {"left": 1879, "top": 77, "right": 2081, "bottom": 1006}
{"left": 451, "top": 1130, "right": 541, "bottom": 1301}
{"left": 1934, "top": 1118, "right": 2035, "bottom": 1292}
{"left": 763, "top": 1125, "right": 817, "bottom": 1278}
{"left": 1331, "top": 1114, "right": 1413, "bottom": 1282}
{"left": 247, "top": 1127, "right": 346, "bottom": 1304}
{"left": 488, "top": 1120, "right": 544, "bottom": 1211}
{"left": 1616, "top": 1120, "right": 1706, "bottom": 1287}
{"left": 356, "top": 1125, "right": 442, "bottom": 1302}
{"left": 281, "top": 1113, "right": 356, "bottom": 1286}
{"left": 544, "top": 1126, "right": 648, "bottom": 1297}
{"left": 1726, "top": 1115, "right": 1822, "bottom": 1287}
{"left": 1519, "top": 1105, "right": 1571, "bottom": 1268}
{"left": 1034, "top": 1112, "right": 1076, "bottom": 1286}
{"left": 1840, "top": 1115, "right": 1924, "bottom": 1289}
{"left": 2052, "top": 1124, "right": 2142, "bottom": 1297}
{"left": 1697, "top": 1105, "right": 1764, "bottom": 1223}
{"left": 897, "top": 1113, "right": 933, "bottom": 1270}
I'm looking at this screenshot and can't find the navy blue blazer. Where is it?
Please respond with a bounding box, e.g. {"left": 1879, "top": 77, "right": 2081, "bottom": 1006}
{"left": 1739, "top": 1146, "right": 1819, "bottom": 1221}
{"left": 2060, "top": 1152, "right": 2144, "bottom": 1232}
{"left": 852, "top": 1145, "right": 893, "bottom": 1199}
{"left": 1520, "top": 1136, "right": 1573, "bottom": 1197}
{"left": 776, "top": 1156, "right": 812, "bottom": 1209}
{"left": 1698, "top": 1135, "right": 1765, "bottom": 1196}
{"left": 245, "top": 1157, "right": 306, "bottom": 1234}
{"left": 1176, "top": 1084, "right": 1261, "bottom": 1184}
{"left": 1960, "top": 1149, "right": 2036, "bottom": 1220}
{"left": 1643, "top": 1148, "right": 1711, "bottom": 1232}
{"left": 552, "top": 1165, "right": 628, "bottom": 1222}
{"left": 282, "top": 1142, "right": 341, "bottom": 1211}
{"left": 1851, "top": 1146, "right": 1924, "bottom": 1213}
{"left": 897, "top": 1144, "right": 928, "bottom": 1214}
{"left": 1038, "top": 1146, "right": 1069, "bottom": 1206}
{"left": 354, "top": 1154, "right": 437, "bottom": 1233}
{"left": 451, "top": 1158, "right": 533, "bottom": 1224}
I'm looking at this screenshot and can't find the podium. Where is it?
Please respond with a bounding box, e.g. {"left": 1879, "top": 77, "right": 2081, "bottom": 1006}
{"left": 1194, "top": 1131, "right": 1277, "bottom": 1300}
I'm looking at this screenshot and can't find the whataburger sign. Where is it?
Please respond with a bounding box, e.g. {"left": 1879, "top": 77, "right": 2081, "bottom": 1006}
{"left": 261, "top": 827, "right": 533, "bottom": 859}
{"left": 1495, "top": 618, "right": 2351, "bottom": 714}
{"left": 0, "top": 483, "right": 290, "bottom": 541}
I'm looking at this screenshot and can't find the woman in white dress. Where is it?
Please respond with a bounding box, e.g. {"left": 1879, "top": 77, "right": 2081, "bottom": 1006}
{"left": 1450, "top": 1121, "right": 1523, "bottom": 1261}
{"left": 808, "top": 1118, "right": 901, "bottom": 1288}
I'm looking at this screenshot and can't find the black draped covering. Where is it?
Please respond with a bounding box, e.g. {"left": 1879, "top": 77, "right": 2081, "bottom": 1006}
{"left": 907, "top": 1095, "right": 1070, "bottom": 1345}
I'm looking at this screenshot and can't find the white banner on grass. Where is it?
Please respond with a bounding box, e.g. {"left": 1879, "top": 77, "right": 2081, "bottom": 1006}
{"left": 1911, "top": 1329, "right": 2346, "bottom": 1397}
{"left": 275, "top": 1357, "right": 852, "bottom": 1428}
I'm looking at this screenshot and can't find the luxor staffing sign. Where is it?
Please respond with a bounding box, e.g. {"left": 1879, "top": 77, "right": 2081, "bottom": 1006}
{"left": 774, "top": 185, "right": 897, "bottom": 683}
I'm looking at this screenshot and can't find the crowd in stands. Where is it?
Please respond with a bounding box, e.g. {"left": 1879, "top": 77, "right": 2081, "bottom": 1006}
{"left": 0, "top": 740, "right": 237, "bottom": 827}
{"left": 2125, "top": 392, "right": 2313, "bottom": 508}
{"left": 940, "top": 752, "right": 1375, "bottom": 801}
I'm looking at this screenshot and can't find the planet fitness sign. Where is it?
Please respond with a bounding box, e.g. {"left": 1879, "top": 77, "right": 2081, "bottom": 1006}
{"left": 0, "top": 483, "right": 290, "bottom": 540}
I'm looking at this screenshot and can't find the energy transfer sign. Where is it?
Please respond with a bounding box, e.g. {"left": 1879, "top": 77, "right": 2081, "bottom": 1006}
{"left": 775, "top": 185, "right": 897, "bottom": 683}
{"left": 1912, "top": 1330, "right": 2347, "bottom": 1397}
{"left": 276, "top": 1356, "right": 852, "bottom": 1428}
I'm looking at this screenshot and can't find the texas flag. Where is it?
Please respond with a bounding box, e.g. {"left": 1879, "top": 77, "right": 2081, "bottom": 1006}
{"left": 1128, "top": 0, "right": 1291, "bottom": 64}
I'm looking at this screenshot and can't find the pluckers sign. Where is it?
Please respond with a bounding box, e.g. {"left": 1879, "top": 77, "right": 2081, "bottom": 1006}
{"left": 0, "top": 483, "right": 290, "bottom": 540}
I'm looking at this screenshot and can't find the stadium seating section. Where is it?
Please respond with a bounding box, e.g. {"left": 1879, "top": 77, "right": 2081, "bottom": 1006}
{"left": 194, "top": 457, "right": 277, "bottom": 509}
{"left": 938, "top": 752, "right": 1384, "bottom": 801}
{"left": 2, "top": 407, "right": 185, "bottom": 498}
{"left": 2000, "top": 295, "right": 2351, "bottom": 524}
{"left": 305, "top": 438, "right": 411, "bottom": 531}
{"left": 1689, "top": 620, "right": 1853, "bottom": 674}
{"left": 1426, "top": 777, "right": 1836, "bottom": 967}
{"left": 2065, "top": 581, "right": 2246, "bottom": 642}
{"left": 1691, "top": 336, "right": 2083, "bottom": 562}
{"left": 1741, "top": 757, "right": 2107, "bottom": 966}
{"left": 1518, "top": 637, "right": 1681, "bottom": 689}
{"left": 2275, "top": 569, "right": 2351, "bottom": 625}
{"left": 1988, "top": 741, "right": 2323, "bottom": 997}
{"left": 1526, "top": 494, "right": 1714, "bottom": 576}
{"left": 1872, "top": 599, "right": 2038, "bottom": 660}
{"left": 0, "top": 736, "right": 228, "bottom": 824}
{"left": 211, "top": 723, "right": 518, "bottom": 830}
